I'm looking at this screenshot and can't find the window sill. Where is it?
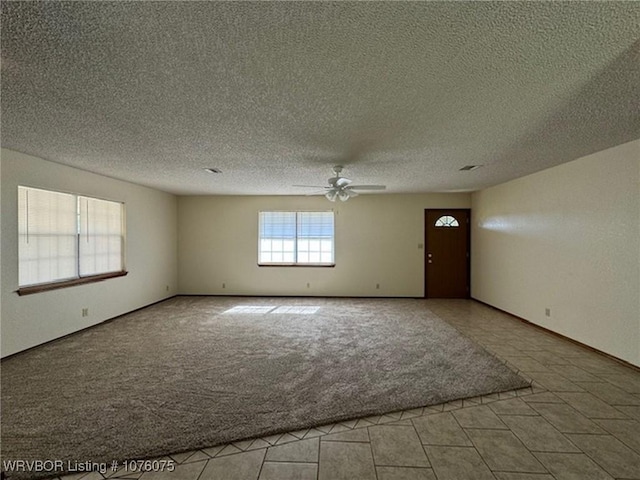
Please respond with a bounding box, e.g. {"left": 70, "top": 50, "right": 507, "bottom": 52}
{"left": 258, "top": 264, "right": 335, "bottom": 268}
{"left": 17, "top": 271, "right": 128, "bottom": 296}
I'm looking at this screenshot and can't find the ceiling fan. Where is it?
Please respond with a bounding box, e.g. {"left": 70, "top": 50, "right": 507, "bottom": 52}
{"left": 295, "top": 165, "right": 386, "bottom": 202}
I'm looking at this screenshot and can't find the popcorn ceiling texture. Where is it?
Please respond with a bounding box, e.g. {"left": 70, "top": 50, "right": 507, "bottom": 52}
{"left": 1, "top": 2, "right": 639, "bottom": 195}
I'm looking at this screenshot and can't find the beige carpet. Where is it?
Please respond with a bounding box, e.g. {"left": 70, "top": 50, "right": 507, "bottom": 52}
{"left": 1, "top": 296, "right": 529, "bottom": 479}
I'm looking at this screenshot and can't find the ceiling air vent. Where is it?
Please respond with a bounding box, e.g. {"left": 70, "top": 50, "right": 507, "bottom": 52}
{"left": 459, "top": 165, "right": 482, "bottom": 171}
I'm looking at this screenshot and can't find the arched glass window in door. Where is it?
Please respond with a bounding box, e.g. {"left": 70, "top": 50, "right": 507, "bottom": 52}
{"left": 435, "top": 215, "right": 459, "bottom": 227}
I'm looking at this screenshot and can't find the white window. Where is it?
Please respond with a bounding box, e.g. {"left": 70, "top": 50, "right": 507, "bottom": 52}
{"left": 78, "top": 196, "right": 124, "bottom": 277}
{"left": 18, "top": 187, "right": 78, "bottom": 286}
{"left": 18, "top": 186, "right": 125, "bottom": 290}
{"left": 259, "top": 211, "right": 334, "bottom": 265}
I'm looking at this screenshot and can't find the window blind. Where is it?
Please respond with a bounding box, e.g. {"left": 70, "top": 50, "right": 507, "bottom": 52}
{"left": 297, "top": 211, "right": 334, "bottom": 264}
{"left": 18, "top": 186, "right": 125, "bottom": 288}
{"left": 18, "top": 187, "right": 78, "bottom": 287}
{"left": 79, "top": 196, "right": 124, "bottom": 276}
{"left": 259, "top": 211, "right": 296, "bottom": 263}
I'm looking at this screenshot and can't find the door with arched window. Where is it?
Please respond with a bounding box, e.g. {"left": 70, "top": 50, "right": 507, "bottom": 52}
{"left": 424, "top": 209, "right": 470, "bottom": 298}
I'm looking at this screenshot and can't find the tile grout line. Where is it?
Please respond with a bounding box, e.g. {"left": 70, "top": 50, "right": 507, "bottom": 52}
{"left": 450, "top": 403, "right": 510, "bottom": 477}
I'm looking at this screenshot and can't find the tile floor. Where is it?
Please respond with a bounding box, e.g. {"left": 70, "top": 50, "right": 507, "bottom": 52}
{"left": 61, "top": 300, "right": 640, "bottom": 480}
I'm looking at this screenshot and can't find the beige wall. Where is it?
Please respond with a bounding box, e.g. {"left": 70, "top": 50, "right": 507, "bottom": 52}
{"left": 178, "top": 194, "right": 471, "bottom": 297}
{"left": 471, "top": 140, "right": 640, "bottom": 366}
{"left": 8, "top": 141, "right": 636, "bottom": 364}
{"left": 0, "top": 149, "right": 178, "bottom": 357}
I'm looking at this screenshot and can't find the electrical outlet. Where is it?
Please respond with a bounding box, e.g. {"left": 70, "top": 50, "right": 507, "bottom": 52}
{"left": 165, "top": 285, "right": 169, "bottom": 292}
{"left": 222, "top": 282, "right": 226, "bottom": 289}
{"left": 82, "top": 308, "right": 89, "bottom": 317}
{"left": 306, "top": 282, "right": 310, "bottom": 288}
{"left": 376, "top": 283, "right": 380, "bottom": 289}
{"left": 545, "top": 308, "right": 551, "bottom": 317}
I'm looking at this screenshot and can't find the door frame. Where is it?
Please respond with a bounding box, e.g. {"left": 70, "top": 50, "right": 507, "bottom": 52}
{"left": 424, "top": 208, "right": 471, "bottom": 298}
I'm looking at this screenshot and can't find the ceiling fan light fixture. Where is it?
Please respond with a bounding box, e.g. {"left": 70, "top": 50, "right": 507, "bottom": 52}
{"left": 204, "top": 167, "right": 222, "bottom": 174}
{"left": 297, "top": 165, "right": 385, "bottom": 202}
{"left": 325, "top": 190, "right": 338, "bottom": 202}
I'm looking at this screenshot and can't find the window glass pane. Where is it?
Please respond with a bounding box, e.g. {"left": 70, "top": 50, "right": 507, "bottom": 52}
{"left": 259, "top": 212, "right": 296, "bottom": 263}
{"left": 260, "top": 212, "right": 296, "bottom": 238}
{"left": 283, "top": 239, "right": 295, "bottom": 253}
{"left": 320, "top": 251, "right": 333, "bottom": 263}
{"left": 259, "top": 211, "right": 334, "bottom": 265}
{"left": 298, "top": 212, "right": 334, "bottom": 239}
{"left": 18, "top": 186, "right": 125, "bottom": 289}
{"left": 18, "top": 187, "right": 78, "bottom": 286}
{"left": 297, "top": 212, "right": 334, "bottom": 264}
{"left": 297, "top": 238, "right": 309, "bottom": 252}
{"left": 79, "top": 196, "right": 124, "bottom": 276}
{"left": 435, "top": 215, "right": 460, "bottom": 227}
{"left": 260, "top": 251, "right": 272, "bottom": 263}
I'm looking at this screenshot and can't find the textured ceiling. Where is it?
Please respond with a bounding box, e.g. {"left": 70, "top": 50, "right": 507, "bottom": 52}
{"left": 1, "top": 1, "right": 639, "bottom": 195}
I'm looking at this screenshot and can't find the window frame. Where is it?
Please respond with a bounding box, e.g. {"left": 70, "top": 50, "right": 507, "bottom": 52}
{"left": 17, "top": 186, "right": 127, "bottom": 296}
{"left": 258, "top": 210, "right": 335, "bottom": 267}
{"left": 434, "top": 215, "right": 460, "bottom": 227}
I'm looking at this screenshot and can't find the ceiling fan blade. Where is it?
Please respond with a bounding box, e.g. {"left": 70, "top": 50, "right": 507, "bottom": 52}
{"left": 305, "top": 191, "right": 329, "bottom": 196}
{"left": 335, "top": 177, "right": 352, "bottom": 187}
{"left": 344, "top": 189, "right": 359, "bottom": 198}
{"left": 347, "top": 185, "right": 386, "bottom": 190}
